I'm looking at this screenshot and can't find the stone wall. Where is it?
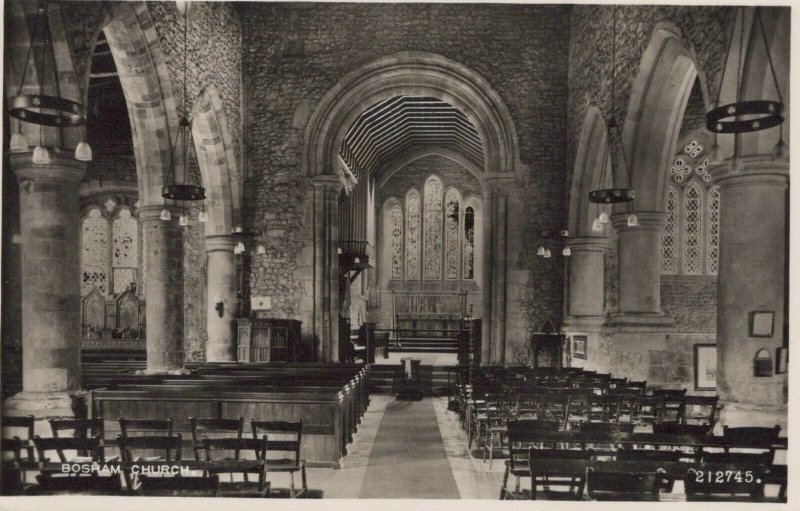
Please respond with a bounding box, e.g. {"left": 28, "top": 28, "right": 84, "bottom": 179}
{"left": 241, "top": 2, "right": 571, "bottom": 352}
{"left": 661, "top": 275, "right": 717, "bottom": 334}
{"left": 377, "top": 154, "right": 482, "bottom": 206}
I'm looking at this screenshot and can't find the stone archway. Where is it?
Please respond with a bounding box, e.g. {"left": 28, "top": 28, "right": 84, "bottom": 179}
{"left": 302, "top": 52, "right": 520, "bottom": 363}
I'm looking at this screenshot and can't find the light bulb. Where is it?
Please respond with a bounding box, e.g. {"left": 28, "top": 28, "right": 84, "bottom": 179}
{"left": 627, "top": 214, "right": 639, "bottom": 227}
{"left": 32, "top": 146, "right": 51, "bottom": 165}
{"left": 544, "top": 248, "right": 552, "bottom": 258}
{"left": 179, "top": 214, "right": 189, "bottom": 226}
{"left": 160, "top": 208, "right": 171, "bottom": 221}
{"left": 562, "top": 246, "right": 571, "bottom": 257}
{"left": 10, "top": 132, "right": 29, "bottom": 153}
{"left": 707, "top": 141, "right": 724, "bottom": 163}
{"left": 772, "top": 139, "right": 789, "bottom": 160}
{"left": 198, "top": 211, "right": 209, "bottom": 223}
{"left": 591, "top": 218, "right": 603, "bottom": 232}
{"left": 74, "top": 141, "right": 93, "bottom": 161}
{"left": 537, "top": 246, "right": 545, "bottom": 256}
{"left": 257, "top": 244, "right": 266, "bottom": 255}
{"left": 598, "top": 211, "right": 610, "bottom": 224}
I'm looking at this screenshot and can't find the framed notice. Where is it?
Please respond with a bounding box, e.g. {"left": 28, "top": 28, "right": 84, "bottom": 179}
{"left": 776, "top": 347, "right": 788, "bottom": 374}
{"left": 749, "top": 311, "right": 775, "bottom": 337}
{"left": 572, "top": 335, "right": 587, "bottom": 360}
{"left": 694, "top": 344, "right": 717, "bottom": 391}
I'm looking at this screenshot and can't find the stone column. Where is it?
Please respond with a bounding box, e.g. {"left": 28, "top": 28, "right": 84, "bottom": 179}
{"left": 312, "top": 175, "right": 343, "bottom": 362}
{"left": 205, "top": 235, "right": 237, "bottom": 362}
{"left": 563, "top": 236, "right": 608, "bottom": 323}
{"left": 139, "top": 205, "right": 186, "bottom": 373}
{"left": 479, "top": 184, "right": 494, "bottom": 365}
{"left": 608, "top": 212, "right": 674, "bottom": 330}
{"left": 3, "top": 151, "right": 85, "bottom": 424}
{"left": 711, "top": 157, "right": 788, "bottom": 429}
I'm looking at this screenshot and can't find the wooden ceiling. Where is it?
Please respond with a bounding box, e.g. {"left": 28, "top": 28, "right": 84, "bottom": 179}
{"left": 340, "top": 96, "right": 483, "bottom": 180}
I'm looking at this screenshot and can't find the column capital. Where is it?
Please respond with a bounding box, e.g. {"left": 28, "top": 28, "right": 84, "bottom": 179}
{"left": 12, "top": 149, "right": 86, "bottom": 184}
{"left": 205, "top": 234, "right": 237, "bottom": 253}
{"left": 566, "top": 236, "right": 609, "bottom": 252}
{"left": 137, "top": 204, "right": 189, "bottom": 222}
{"left": 312, "top": 174, "right": 345, "bottom": 191}
{"left": 709, "top": 156, "right": 789, "bottom": 190}
{"left": 611, "top": 211, "right": 665, "bottom": 231}
{"left": 480, "top": 172, "right": 518, "bottom": 194}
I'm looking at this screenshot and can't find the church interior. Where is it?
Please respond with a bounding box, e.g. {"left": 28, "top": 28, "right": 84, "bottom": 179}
{"left": 0, "top": 0, "right": 792, "bottom": 503}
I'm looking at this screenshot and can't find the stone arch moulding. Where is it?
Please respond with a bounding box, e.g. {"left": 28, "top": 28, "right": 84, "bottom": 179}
{"left": 303, "top": 51, "right": 521, "bottom": 178}
{"left": 191, "top": 84, "right": 241, "bottom": 236}
{"left": 375, "top": 146, "right": 482, "bottom": 189}
{"left": 568, "top": 105, "right": 612, "bottom": 238}
{"left": 103, "top": 1, "right": 181, "bottom": 206}
{"left": 620, "top": 22, "right": 705, "bottom": 213}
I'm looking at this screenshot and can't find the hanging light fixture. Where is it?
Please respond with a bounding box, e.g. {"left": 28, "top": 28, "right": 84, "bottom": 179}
{"left": 9, "top": 2, "right": 90, "bottom": 162}
{"left": 537, "top": 230, "right": 570, "bottom": 258}
{"left": 591, "top": 217, "right": 603, "bottom": 232}
{"left": 233, "top": 242, "right": 245, "bottom": 255}
{"left": 179, "top": 214, "right": 190, "bottom": 226}
{"left": 588, "top": 5, "right": 636, "bottom": 217}
{"left": 161, "top": 0, "right": 205, "bottom": 221}
{"left": 257, "top": 244, "right": 266, "bottom": 255}
{"left": 562, "top": 246, "right": 572, "bottom": 257}
{"left": 707, "top": 7, "right": 786, "bottom": 161}
{"left": 537, "top": 246, "right": 545, "bottom": 256}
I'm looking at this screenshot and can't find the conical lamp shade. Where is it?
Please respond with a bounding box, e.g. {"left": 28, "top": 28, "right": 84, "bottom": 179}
{"left": 179, "top": 214, "right": 189, "bottom": 226}
{"left": 598, "top": 211, "right": 609, "bottom": 224}
{"left": 773, "top": 139, "right": 789, "bottom": 160}
{"left": 543, "top": 248, "right": 552, "bottom": 258}
{"left": 537, "top": 246, "right": 545, "bottom": 256}
{"left": 627, "top": 214, "right": 639, "bottom": 227}
{"left": 257, "top": 244, "right": 266, "bottom": 255}
{"left": 32, "top": 146, "right": 51, "bottom": 165}
{"left": 198, "top": 211, "right": 209, "bottom": 223}
{"left": 74, "top": 141, "right": 93, "bottom": 161}
{"left": 591, "top": 218, "right": 603, "bottom": 232}
{"left": 160, "top": 208, "right": 172, "bottom": 221}
{"left": 234, "top": 241, "right": 246, "bottom": 254}
{"left": 562, "top": 246, "right": 571, "bottom": 257}
{"left": 10, "top": 132, "right": 29, "bottom": 153}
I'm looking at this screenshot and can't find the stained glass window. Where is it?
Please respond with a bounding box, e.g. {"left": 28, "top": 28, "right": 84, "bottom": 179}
{"left": 444, "top": 189, "right": 461, "bottom": 280}
{"left": 661, "top": 186, "right": 679, "bottom": 274}
{"left": 390, "top": 203, "right": 403, "bottom": 279}
{"left": 405, "top": 190, "right": 421, "bottom": 280}
{"left": 112, "top": 208, "right": 138, "bottom": 294}
{"left": 707, "top": 187, "right": 720, "bottom": 274}
{"left": 423, "top": 177, "right": 443, "bottom": 280}
{"left": 683, "top": 182, "right": 703, "bottom": 274}
{"left": 81, "top": 208, "right": 108, "bottom": 296}
{"left": 463, "top": 207, "right": 475, "bottom": 280}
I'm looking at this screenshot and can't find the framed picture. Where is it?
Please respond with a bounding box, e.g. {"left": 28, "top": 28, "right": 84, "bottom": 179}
{"left": 572, "top": 335, "right": 587, "bottom": 360}
{"left": 776, "top": 347, "right": 788, "bottom": 374}
{"left": 694, "top": 344, "right": 717, "bottom": 391}
{"left": 749, "top": 311, "right": 775, "bottom": 337}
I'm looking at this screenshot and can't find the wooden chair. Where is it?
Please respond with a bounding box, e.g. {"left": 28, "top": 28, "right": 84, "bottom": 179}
{"left": 190, "top": 417, "right": 244, "bottom": 461}
{"left": 630, "top": 395, "right": 665, "bottom": 426}
{"left": 585, "top": 466, "right": 664, "bottom": 501}
{"left": 1, "top": 437, "right": 25, "bottom": 495}
{"left": 722, "top": 425, "right": 781, "bottom": 459}
{"left": 1, "top": 415, "right": 35, "bottom": 462}
{"left": 651, "top": 388, "right": 686, "bottom": 423}
{"left": 529, "top": 448, "right": 592, "bottom": 500}
{"left": 616, "top": 448, "right": 681, "bottom": 492}
{"left": 501, "top": 419, "right": 561, "bottom": 499}
{"left": 48, "top": 418, "right": 108, "bottom": 462}
{"left": 680, "top": 395, "right": 719, "bottom": 434}
{"left": 536, "top": 394, "right": 571, "bottom": 429}
{"left": 117, "top": 434, "right": 182, "bottom": 491}
{"left": 685, "top": 462, "right": 768, "bottom": 501}
{"left": 118, "top": 417, "right": 173, "bottom": 438}
{"left": 31, "top": 436, "right": 122, "bottom": 496}
{"left": 588, "top": 394, "right": 622, "bottom": 423}
{"left": 137, "top": 474, "right": 219, "bottom": 497}
{"left": 203, "top": 436, "right": 270, "bottom": 498}
{"left": 251, "top": 420, "right": 307, "bottom": 498}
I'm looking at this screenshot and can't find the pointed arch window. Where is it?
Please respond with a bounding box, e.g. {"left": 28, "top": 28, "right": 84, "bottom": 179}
{"left": 444, "top": 189, "right": 461, "bottom": 280}
{"left": 112, "top": 208, "right": 139, "bottom": 294}
{"left": 390, "top": 203, "right": 404, "bottom": 279}
{"left": 423, "top": 176, "right": 443, "bottom": 280}
{"left": 661, "top": 186, "right": 679, "bottom": 274}
{"left": 707, "top": 186, "right": 720, "bottom": 274}
{"left": 682, "top": 182, "right": 703, "bottom": 274}
{"left": 81, "top": 208, "right": 109, "bottom": 296}
{"left": 463, "top": 206, "right": 475, "bottom": 280}
{"left": 405, "top": 190, "right": 421, "bottom": 280}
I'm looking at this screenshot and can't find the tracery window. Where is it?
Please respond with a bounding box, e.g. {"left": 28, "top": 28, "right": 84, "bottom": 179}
{"left": 423, "top": 176, "right": 443, "bottom": 280}
{"left": 390, "top": 203, "right": 404, "bottom": 279}
{"left": 660, "top": 129, "right": 719, "bottom": 276}
{"left": 112, "top": 208, "right": 139, "bottom": 294}
{"left": 405, "top": 190, "right": 421, "bottom": 280}
{"left": 463, "top": 207, "right": 475, "bottom": 280}
{"left": 81, "top": 208, "right": 109, "bottom": 296}
{"left": 444, "top": 189, "right": 461, "bottom": 280}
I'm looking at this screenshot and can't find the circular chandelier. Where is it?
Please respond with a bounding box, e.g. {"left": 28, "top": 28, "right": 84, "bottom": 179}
{"left": 706, "top": 7, "right": 787, "bottom": 161}
{"left": 587, "top": 6, "right": 638, "bottom": 229}
{"left": 9, "top": 2, "right": 91, "bottom": 163}
{"left": 161, "top": 1, "right": 206, "bottom": 225}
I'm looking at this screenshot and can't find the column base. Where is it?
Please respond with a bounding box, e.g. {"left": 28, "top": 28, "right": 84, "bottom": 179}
{"left": 606, "top": 312, "right": 676, "bottom": 332}
{"left": 2, "top": 391, "right": 85, "bottom": 436}
{"left": 561, "top": 315, "right": 605, "bottom": 332}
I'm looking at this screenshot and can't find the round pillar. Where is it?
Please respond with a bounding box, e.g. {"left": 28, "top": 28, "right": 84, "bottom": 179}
{"left": 3, "top": 150, "right": 85, "bottom": 422}
{"left": 205, "top": 235, "right": 237, "bottom": 362}
{"left": 565, "top": 236, "right": 608, "bottom": 318}
{"left": 139, "top": 205, "right": 186, "bottom": 373}
{"left": 711, "top": 157, "right": 788, "bottom": 428}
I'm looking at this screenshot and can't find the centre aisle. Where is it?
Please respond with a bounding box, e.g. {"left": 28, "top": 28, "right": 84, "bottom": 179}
{"left": 359, "top": 398, "right": 460, "bottom": 498}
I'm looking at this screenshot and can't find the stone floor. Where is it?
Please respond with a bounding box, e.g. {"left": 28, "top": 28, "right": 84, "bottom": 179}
{"left": 379, "top": 351, "right": 458, "bottom": 365}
